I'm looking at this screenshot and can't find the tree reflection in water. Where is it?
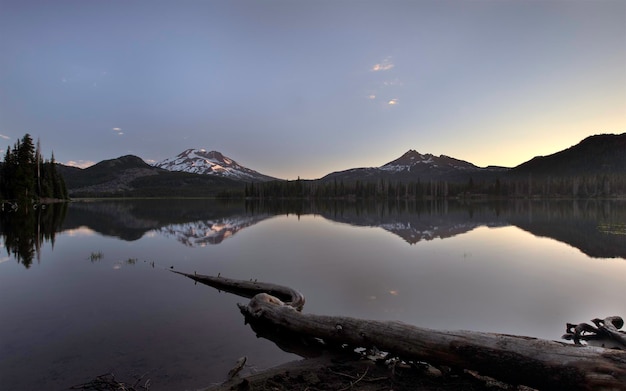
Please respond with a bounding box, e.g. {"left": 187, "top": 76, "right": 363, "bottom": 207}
{"left": 0, "top": 201, "right": 68, "bottom": 268}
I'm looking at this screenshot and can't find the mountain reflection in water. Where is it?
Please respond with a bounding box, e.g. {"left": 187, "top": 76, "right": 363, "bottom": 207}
{"left": 63, "top": 199, "right": 626, "bottom": 258}
{"left": 156, "top": 216, "right": 270, "bottom": 246}
{"left": 2, "top": 199, "right": 625, "bottom": 268}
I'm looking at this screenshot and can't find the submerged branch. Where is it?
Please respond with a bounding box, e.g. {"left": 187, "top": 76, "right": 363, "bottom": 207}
{"left": 171, "top": 271, "right": 305, "bottom": 310}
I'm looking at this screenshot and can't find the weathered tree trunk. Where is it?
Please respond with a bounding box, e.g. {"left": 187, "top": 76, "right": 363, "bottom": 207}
{"left": 174, "top": 271, "right": 626, "bottom": 391}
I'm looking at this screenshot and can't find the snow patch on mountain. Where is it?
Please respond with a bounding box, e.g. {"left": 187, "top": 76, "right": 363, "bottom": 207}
{"left": 381, "top": 150, "right": 479, "bottom": 172}
{"left": 154, "top": 149, "right": 276, "bottom": 182}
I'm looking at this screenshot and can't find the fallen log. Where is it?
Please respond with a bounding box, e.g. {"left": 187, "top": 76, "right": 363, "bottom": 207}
{"left": 174, "top": 271, "right": 626, "bottom": 391}
{"left": 238, "top": 294, "right": 625, "bottom": 391}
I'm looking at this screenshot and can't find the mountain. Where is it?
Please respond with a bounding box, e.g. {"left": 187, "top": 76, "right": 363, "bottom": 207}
{"left": 381, "top": 150, "right": 482, "bottom": 173}
{"left": 57, "top": 155, "right": 157, "bottom": 192}
{"left": 321, "top": 149, "right": 506, "bottom": 183}
{"left": 511, "top": 133, "right": 626, "bottom": 177}
{"left": 154, "top": 149, "right": 276, "bottom": 182}
{"left": 58, "top": 155, "right": 244, "bottom": 197}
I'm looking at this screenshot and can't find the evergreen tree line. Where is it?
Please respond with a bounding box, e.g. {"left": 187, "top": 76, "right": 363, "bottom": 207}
{"left": 0, "top": 134, "right": 68, "bottom": 202}
{"left": 245, "top": 174, "right": 626, "bottom": 200}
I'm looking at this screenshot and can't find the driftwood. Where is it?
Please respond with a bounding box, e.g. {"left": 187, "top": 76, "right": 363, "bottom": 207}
{"left": 563, "top": 317, "right": 626, "bottom": 349}
{"left": 227, "top": 356, "right": 247, "bottom": 379}
{"left": 174, "top": 271, "right": 626, "bottom": 391}
{"left": 70, "top": 372, "right": 151, "bottom": 390}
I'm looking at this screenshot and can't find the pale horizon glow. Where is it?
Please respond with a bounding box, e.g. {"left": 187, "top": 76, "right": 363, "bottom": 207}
{"left": 0, "top": 0, "right": 624, "bottom": 179}
{"left": 63, "top": 226, "right": 97, "bottom": 237}
{"left": 66, "top": 160, "right": 97, "bottom": 169}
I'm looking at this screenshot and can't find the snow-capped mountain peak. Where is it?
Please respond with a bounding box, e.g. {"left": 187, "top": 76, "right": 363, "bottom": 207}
{"left": 154, "top": 149, "right": 276, "bottom": 182}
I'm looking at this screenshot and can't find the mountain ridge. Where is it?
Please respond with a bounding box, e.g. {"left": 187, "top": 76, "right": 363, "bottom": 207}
{"left": 511, "top": 133, "right": 626, "bottom": 176}
{"left": 321, "top": 133, "right": 625, "bottom": 184}
{"left": 56, "top": 132, "right": 626, "bottom": 197}
{"left": 57, "top": 155, "right": 244, "bottom": 197}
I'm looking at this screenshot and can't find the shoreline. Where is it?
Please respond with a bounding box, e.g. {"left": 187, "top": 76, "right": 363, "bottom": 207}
{"left": 202, "top": 353, "right": 511, "bottom": 391}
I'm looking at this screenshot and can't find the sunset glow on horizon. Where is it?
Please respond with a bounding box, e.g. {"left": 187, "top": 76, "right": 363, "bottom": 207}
{"left": 0, "top": 1, "right": 623, "bottom": 179}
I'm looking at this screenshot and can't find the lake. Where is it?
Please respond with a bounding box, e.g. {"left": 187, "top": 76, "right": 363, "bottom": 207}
{"left": 1, "top": 199, "right": 625, "bottom": 390}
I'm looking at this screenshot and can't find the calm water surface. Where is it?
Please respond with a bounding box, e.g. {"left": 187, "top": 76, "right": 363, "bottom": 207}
{"left": 1, "top": 199, "right": 625, "bottom": 390}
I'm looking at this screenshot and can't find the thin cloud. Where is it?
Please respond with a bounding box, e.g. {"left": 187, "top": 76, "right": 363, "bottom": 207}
{"left": 371, "top": 57, "right": 394, "bottom": 72}
{"left": 112, "top": 127, "right": 124, "bottom": 136}
{"left": 388, "top": 98, "right": 398, "bottom": 105}
{"left": 383, "top": 79, "right": 403, "bottom": 87}
{"left": 0, "top": 134, "right": 10, "bottom": 140}
{"left": 65, "top": 160, "right": 95, "bottom": 168}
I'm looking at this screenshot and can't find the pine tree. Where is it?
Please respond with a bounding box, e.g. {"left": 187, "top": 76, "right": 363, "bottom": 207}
{"left": 14, "top": 134, "right": 35, "bottom": 201}
{"left": 1, "top": 135, "right": 68, "bottom": 202}
{"left": 1, "top": 146, "right": 15, "bottom": 199}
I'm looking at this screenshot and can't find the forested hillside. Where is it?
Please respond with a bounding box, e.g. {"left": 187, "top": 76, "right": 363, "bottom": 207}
{"left": 247, "top": 133, "right": 626, "bottom": 200}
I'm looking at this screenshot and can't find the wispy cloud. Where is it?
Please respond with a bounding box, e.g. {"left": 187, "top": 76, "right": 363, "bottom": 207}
{"left": 0, "top": 134, "right": 10, "bottom": 140}
{"left": 388, "top": 98, "right": 398, "bottom": 105}
{"left": 371, "top": 57, "right": 394, "bottom": 72}
{"left": 382, "top": 79, "right": 403, "bottom": 87}
{"left": 65, "top": 160, "right": 95, "bottom": 168}
{"left": 112, "top": 127, "right": 124, "bottom": 135}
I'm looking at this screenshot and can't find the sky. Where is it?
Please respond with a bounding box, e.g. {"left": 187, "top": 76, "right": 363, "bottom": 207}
{"left": 0, "top": 0, "right": 624, "bottom": 180}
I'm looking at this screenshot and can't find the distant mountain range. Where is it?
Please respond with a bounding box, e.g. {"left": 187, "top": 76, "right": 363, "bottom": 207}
{"left": 322, "top": 133, "right": 625, "bottom": 184}
{"left": 57, "top": 133, "right": 625, "bottom": 197}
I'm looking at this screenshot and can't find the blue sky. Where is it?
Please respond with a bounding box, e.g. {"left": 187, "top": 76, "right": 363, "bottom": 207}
{"left": 1, "top": 0, "right": 624, "bottom": 179}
